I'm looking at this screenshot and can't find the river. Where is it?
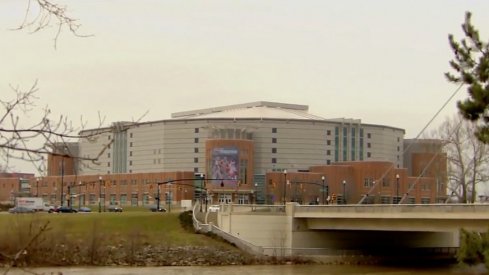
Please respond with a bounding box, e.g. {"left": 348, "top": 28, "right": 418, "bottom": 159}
{"left": 3, "top": 264, "right": 487, "bottom": 275}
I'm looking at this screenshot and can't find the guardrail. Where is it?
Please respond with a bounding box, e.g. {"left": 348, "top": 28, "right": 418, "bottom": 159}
{"left": 296, "top": 204, "right": 489, "bottom": 213}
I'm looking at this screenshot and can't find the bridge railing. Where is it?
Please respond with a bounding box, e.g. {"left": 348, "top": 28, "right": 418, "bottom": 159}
{"left": 222, "top": 204, "right": 285, "bottom": 213}
{"left": 295, "top": 203, "right": 489, "bottom": 213}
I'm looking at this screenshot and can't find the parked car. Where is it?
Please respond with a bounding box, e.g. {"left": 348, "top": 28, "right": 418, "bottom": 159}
{"left": 108, "top": 205, "right": 123, "bottom": 212}
{"left": 8, "top": 206, "right": 35, "bottom": 214}
{"left": 78, "top": 206, "right": 92, "bottom": 213}
{"left": 149, "top": 205, "right": 167, "bottom": 212}
{"left": 208, "top": 205, "right": 220, "bottom": 212}
{"left": 55, "top": 206, "right": 78, "bottom": 213}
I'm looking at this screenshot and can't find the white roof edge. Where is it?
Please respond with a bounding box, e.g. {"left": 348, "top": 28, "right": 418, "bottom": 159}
{"left": 171, "top": 101, "right": 308, "bottom": 118}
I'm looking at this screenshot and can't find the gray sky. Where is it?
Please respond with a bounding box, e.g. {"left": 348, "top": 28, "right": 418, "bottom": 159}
{"left": 1, "top": 0, "right": 489, "bottom": 173}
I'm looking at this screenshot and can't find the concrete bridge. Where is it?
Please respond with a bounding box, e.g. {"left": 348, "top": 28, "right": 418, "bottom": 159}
{"left": 200, "top": 203, "right": 489, "bottom": 257}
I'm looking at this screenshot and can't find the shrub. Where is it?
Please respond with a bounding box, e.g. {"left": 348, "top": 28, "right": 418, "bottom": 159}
{"left": 178, "top": 210, "right": 194, "bottom": 232}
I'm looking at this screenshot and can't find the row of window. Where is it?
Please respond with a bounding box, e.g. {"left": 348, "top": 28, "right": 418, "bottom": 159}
{"left": 362, "top": 178, "right": 432, "bottom": 190}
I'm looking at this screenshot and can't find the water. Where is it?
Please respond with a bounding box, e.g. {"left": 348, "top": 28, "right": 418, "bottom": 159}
{"left": 3, "top": 264, "right": 486, "bottom": 275}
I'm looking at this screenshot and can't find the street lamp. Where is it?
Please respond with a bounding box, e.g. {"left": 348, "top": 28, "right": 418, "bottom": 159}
{"left": 321, "top": 176, "right": 326, "bottom": 205}
{"left": 60, "top": 156, "right": 65, "bottom": 206}
{"left": 156, "top": 182, "right": 161, "bottom": 211}
{"left": 98, "top": 176, "right": 102, "bottom": 213}
{"left": 36, "top": 178, "right": 39, "bottom": 198}
{"left": 396, "top": 174, "right": 400, "bottom": 204}
{"left": 283, "top": 169, "right": 287, "bottom": 205}
{"left": 342, "top": 180, "right": 347, "bottom": 204}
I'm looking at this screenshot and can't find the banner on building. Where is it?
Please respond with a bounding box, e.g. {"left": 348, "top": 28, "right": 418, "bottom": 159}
{"left": 211, "top": 147, "right": 239, "bottom": 187}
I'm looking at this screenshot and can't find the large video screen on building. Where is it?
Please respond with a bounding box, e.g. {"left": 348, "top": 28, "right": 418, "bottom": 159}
{"left": 211, "top": 147, "right": 239, "bottom": 187}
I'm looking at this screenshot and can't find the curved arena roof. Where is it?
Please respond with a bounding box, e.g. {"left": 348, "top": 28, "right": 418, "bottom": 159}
{"left": 171, "top": 101, "right": 326, "bottom": 120}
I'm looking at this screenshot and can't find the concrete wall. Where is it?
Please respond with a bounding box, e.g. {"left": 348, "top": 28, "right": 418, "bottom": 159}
{"left": 219, "top": 210, "right": 288, "bottom": 247}
{"left": 214, "top": 203, "right": 468, "bottom": 256}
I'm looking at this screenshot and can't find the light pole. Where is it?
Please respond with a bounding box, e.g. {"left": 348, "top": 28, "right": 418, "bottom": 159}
{"left": 67, "top": 185, "right": 71, "bottom": 208}
{"left": 60, "top": 156, "right": 64, "bottom": 206}
{"left": 98, "top": 176, "right": 102, "bottom": 213}
{"left": 283, "top": 169, "right": 287, "bottom": 205}
{"left": 321, "top": 176, "right": 326, "bottom": 205}
{"left": 198, "top": 174, "right": 204, "bottom": 212}
{"left": 342, "top": 180, "right": 347, "bottom": 204}
{"left": 156, "top": 182, "right": 161, "bottom": 211}
{"left": 396, "top": 174, "right": 400, "bottom": 204}
{"left": 36, "top": 178, "right": 39, "bottom": 198}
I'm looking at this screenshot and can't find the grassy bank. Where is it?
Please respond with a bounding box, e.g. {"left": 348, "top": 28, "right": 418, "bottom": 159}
{"left": 0, "top": 211, "right": 264, "bottom": 267}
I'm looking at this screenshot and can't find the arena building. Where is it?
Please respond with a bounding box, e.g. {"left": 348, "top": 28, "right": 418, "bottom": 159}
{"left": 78, "top": 101, "right": 405, "bottom": 176}
{"left": 0, "top": 102, "right": 447, "bottom": 207}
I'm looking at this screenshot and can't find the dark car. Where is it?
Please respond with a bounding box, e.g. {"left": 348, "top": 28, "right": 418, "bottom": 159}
{"left": 108, "top": 205, "right": 123, "bottom": 212}
{"left": 149, "top": 205, "right": 167, "bottom": 212}
{"left": 8, "top": 206, "right": 35, "bottom": 214}
{"left": 55, "top": 206, "right": 78, "bottom": 213}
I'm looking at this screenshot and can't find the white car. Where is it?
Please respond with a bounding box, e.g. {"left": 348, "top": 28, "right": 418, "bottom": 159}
{"left": 208, "top": 205, "right": 220, "bottom": 212}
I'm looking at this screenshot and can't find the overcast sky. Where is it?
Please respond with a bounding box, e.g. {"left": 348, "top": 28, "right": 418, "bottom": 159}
{"left": 1, "top": 0, "right": 489, "bottom": 173}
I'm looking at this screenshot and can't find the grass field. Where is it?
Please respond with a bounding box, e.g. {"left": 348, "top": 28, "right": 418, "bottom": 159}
{"left": 0, "top": 211, "right": 256, "bottom": 266}
{"left": 0, "top": 211, "right": 224, "bottom": 248}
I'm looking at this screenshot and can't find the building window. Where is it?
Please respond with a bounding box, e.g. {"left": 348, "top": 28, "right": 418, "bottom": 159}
{"left": 194, "top": 138, "right": 199, "bottom": 143}
{"left": 421, "top": 198, "right": 430, "bottom": 204}
{"left": 108, "top": 135, "right": 111, "bottom": 140}
{"left": 359, "top": 128, "right": 364, "bottom": 161}
{"left": 272, "top": 158, "right": 277, "bottom": 164}
{"left": 120, "top": 194, "right": 127, "bottom": 205}
{"left": 327, "top": 140, "right": 331, "bottom": 146}
{"left": 382, "top": 178, "right": 390, "bottom": 187}
{"left": 272, "top": 138, "right": 277, "bottom": 143}
{"left": 130, "top": 133, "right": 133, "bottom": 138}
{"left": 367, "top": 152, "right": 371, "bottom": 158}
{"left": 397, "top": 146, "right": 400, "bottom": 152}
{"left": 129, "top": 160, "right": 133, "bottom": 166}
{"left": 397, "top": 137, "right": 400, "bottom": 142}
{"left": 272, "top": 148, "right": 277, "bottom": 153}
{"left": 272, "top": 128, "right": 277, "bottom": 133}
{"left": 327, "top": 130, "right": 331, "bottom": 136}
{"left": 334, "top": 126, "right": 339, "bottom": 162}
{"left": 195, "top": 128, "right": 199, "bottom": 133}
{"left": 194, "top": 167, "right": 199, "bottom": 172}
{"left": 194, "top": 157, "right": 198, "bottom": 163}
{"left": 326, "top": 160, "right": 331, "bottom": 165}
{"left": 367, "top": 133, "right": 371, "bottom": 139}
{"left": 194, "top": 148, "right": 199, "bottom": 153}
{"left": 351, "top": 127, "right": 356, "bottom": 161}
{"left": 107, "top": 162, "right": 110, "bottom": 167}
{"left": 89, "top": 194, "right": 96, "bottom": 204}
{"left": 326, "top": 150, "right": 331, "bottom": 156}
{"left": 342, "top": 127, "right": 347, "bottom": 161}
{"left": 367, "top": 143, "right": 371, "bottom": 148}
{"left": 129, "top": 151, "right": 132, "bottom": 156}
{"left": 364, "top": 178, "right": 374, "bottom": 188}
{"left": 130, "top": 142, "right": 133, "bottom": 147}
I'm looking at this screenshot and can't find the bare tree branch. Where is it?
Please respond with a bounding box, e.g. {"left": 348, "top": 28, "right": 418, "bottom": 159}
{"left": 13, "top": 0, "right": 93, "bottom": 49}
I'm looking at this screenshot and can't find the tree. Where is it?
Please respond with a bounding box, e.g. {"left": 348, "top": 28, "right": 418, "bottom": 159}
{"left": 433, "top": 114, "right": 489, "bottom": 203}
{"left": 15, "top": 0, "right": 90, "bottom": 48}
{"left": 1, "top": 1, "right": 133, "bottom": 174}
{"left": 446, "top": 12, "right": 489, "bottom": 143}
{"left": 457, "top": 228, "right": 489, "bottom": 269}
